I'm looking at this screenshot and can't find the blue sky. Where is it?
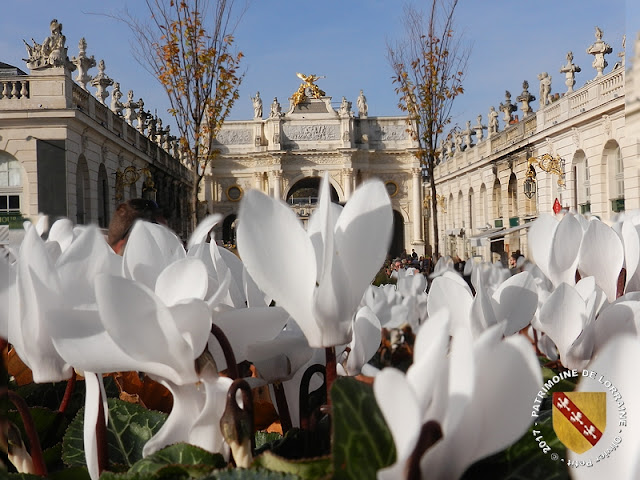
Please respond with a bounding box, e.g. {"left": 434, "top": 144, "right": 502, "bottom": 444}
{"left": 2, "top": 1, "right": 636, "bottom": 132}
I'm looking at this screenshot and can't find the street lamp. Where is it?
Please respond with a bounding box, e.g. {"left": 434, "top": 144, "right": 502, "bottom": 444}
{"left": 523, "top": 153, "right": 565, "bottom": 199}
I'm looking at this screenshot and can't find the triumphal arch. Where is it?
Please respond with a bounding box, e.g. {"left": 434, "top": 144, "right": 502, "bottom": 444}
{"left": 205, "top": 74, "right": 426, "bottom": 257}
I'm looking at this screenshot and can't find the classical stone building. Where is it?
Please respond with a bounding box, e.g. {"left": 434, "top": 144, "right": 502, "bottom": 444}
{"left": 0, "top": 20, "right": 192, "bottom": 242}
{"left": 432, "top": 28, "right": 638, "bottom": 264}
{"left": 206, "top": 85, "right": 426, "bottom": 257}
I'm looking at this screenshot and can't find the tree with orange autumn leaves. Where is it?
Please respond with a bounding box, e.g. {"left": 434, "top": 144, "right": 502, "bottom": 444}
{"left": 388, "top": 0, "right": 468, "bottom": 258}
{"left": 129, "top": 0, "right": 245, "bottom": 228}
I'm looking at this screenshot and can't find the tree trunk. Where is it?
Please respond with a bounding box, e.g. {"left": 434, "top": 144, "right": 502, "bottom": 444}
{"left": 428, "top": 160, "right": 439, "bottom": 258}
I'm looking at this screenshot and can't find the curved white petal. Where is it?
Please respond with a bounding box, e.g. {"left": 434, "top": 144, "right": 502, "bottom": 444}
{"left": 578, "top": 219, "right": 624, "bottom": 301}
{"left": 143, "top": 380, "right": 205, "bottom": 457}
{"left": 189, "top": 374, "right": 233, "bottom": 457}
{"left": 548, "top": 214, "right": 582, "bottom": 286}
{"left": 14, "top": 227, "right": 71, "bottom": 383}
{"left": 48, "top": 218, "right": 75, "bottom": 252}
{"left": 83, "top": 372, "right": 101, "bottom": 480}
{"left": 123, "top": 221, "right": 185, "bottom": 290}
{"left": 237, "top": 190, "right": 318, "bottom": 343}
{"left": 374, "top": 368, "right": 422, "bottom": 469}
{"left": 528, "top": 214, "right": 558, "bottom": 281}
{"left": 345, "top": 306, "right": 381, "bottom": 375}
{"left": 187, "top": 214, "right": 223, "bottom": 251}
{"left": 427, "top": 276, "right": 473, "bottom": 333}
{"left": 491, "top": 271, "right": 538, "bottom": 336}
{"left": 538, "top": 283, "right": 586, "bottom": 364}
{"left": 213, "top": 306, "right": 289, "bottom": 363}
{"left": 94, "top": 274, "right": 199, "bottom": 383}
{"left": 155, "top": 257, "right": 209, "bottom": 305}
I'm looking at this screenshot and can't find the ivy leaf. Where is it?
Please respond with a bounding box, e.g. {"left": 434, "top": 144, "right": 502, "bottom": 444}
{"left": 128, "top": 443, "right": 226, "bottom": 474}
{"left": 331, "top": 377, "right": 395, "bottom": 480}
{"left": 252, "top": 451, "right": 331, "bottom": 480}
{"left": 62, "top": 398, "right": 167, "bottom": 469}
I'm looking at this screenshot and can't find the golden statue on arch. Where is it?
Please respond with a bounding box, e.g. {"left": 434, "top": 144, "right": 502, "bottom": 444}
{"left": 292, "top": 72, "right": 326, "bottom": 106}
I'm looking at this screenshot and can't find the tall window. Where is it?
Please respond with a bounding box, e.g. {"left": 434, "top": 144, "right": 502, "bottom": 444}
{"left": 97, "top": 164, "right": 110, "bottom": 228}
{"left": 508, "top": 173, "right": 518, "bottom": 218}
{"left": 574, "top": 150, "right": 590, "bottom": 213}
{"left": 76, "top": 156, "right": 90, "bottom": 224}
{"left": 479, "top": 184, "right": 487, "bottom": 227}
{"left": 493, "top": 179, "right": 502, "bottom": 219}
{"left": 468, "top": 188, "right": 474, "bottom": 231}
{"left": 0, "top": 155, "right": 22, "bottom": 213}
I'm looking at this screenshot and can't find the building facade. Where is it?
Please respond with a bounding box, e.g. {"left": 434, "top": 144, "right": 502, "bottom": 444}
{"left": 0, "top": 20, "right": 192, "bottom": 242}
{"left": 432, "top": 28, "right": 639, "bottom": 264}
{"left": 206, "top": 89, "right": 427, "bottom": 257}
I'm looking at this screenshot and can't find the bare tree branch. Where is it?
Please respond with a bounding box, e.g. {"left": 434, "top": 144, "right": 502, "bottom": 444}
{"left": 387, "top": 0, "right": 469, "bottom": 258}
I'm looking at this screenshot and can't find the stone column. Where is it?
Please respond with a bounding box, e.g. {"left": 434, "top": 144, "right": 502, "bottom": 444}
{"left": 271, "top": 170, "right": 283, "bottom": 200}
{"left": 343, "top": 168, "right": 353, "bottom": 200}
{"left": 411, "top": 168, "right": 424, "bottom": 242}
{"left": 254, "top": 172, "right": 263, "bottom": 191}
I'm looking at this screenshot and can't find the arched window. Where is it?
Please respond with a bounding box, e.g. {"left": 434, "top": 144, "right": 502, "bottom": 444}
{"left": 479, "top": 184, "right": 487, "bottom": 227}
{"left": 0, "top": 154, "right": 22, "bottom": 213}
{"left": 76, "top": 156, "right": 90, "bottom": 224}
{"left": 508, "top": 173, "right": 518, "bottom": 220}
{"left": 573, "top": 150, "right": 590, "bottom": 213}
{"left": 604, "top": 140, "right": 624, "bottom": 212}
{"left": 97, "top": 164, "right": 110, "bottom": 228}
{"left": 467, "top": 189, "right": 474, "bottom": 231}
{"left": 492, "top": 178, "right": 502, "bottom": 222}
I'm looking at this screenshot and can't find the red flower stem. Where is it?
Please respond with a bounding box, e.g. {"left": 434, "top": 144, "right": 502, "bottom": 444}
{"left": 617, "top": 268, "right": 626, "bottom": 299}
{"left": 272, "top": 382, "right": 292, "bottom": 434}
{"left": 96, "top": 388, "right": 108, "bottom": 475}
{"left": 1, "top": 387, "right": 48, "bottom": 476}
{"left": 57, "top": 374, "right": 77, "bottom": 414}
{"left": 211, "top": 323, "right": 239, "bottom": 380}
{"left": 325, "top": 346, "right": 337, "bottom": 406}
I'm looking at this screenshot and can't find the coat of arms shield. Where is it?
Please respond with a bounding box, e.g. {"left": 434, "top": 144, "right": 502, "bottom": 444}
{"left": 552, "top": 392, "right": 606, "bottom": 454}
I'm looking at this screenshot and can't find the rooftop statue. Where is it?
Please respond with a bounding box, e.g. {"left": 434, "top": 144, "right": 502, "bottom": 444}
{"left": 23, "top": 19, "right": 76, "bottom": 71}
{"left": 516, "top": 80, "right": 536, "bottom": 116}
{"left": 560, "top": 51, "right": 581, "bottom": 92}
{"left": 292, "top": 72, "right": 326, "bottom": 106}
{"left": 587, "top": 26, "right": 612, "bottom": 77}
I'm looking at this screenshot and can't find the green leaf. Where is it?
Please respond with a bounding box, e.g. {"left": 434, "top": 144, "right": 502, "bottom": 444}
{"left": 6, "top": 406, "right": 68, "bottom": 451}
{"left": 201, "top": 468, "right": 302, "bottom": 479}
{"left": 252, "top": 451, "right": 330, "bottom": 480}
{"left": 254, "top": 432, "right": 282, "bottom": 450}
{"left": 331, "top": 377, "right": 396, "bottom": 480}
{"left": 128, "top": 443, "right": 226, "bottom": 474}
{"left": 62, "top": 398, "right": 167, "bottom": 469}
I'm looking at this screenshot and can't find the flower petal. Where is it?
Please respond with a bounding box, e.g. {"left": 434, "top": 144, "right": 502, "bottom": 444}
{"left": 427, "top": 276, "right": 473, "bottom": 333}
{"left": 155, "top": 257, "right": 209, "bottom": 305}
{"left": 578, "top": 219, "right": 624, "bottom": 301}
{"left": 237, "top": 190, "right": 318, "bottom": 343}
{"left": 186, "top": 213, "right": 223, "bottom": 251}
{"left": 491, "top": 271, "right": 538, "bottom": 336}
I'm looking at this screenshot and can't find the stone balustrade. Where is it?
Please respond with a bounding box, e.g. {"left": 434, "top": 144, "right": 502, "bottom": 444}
{"left": 0, "top": 78, "right": 29, "bottom": 100}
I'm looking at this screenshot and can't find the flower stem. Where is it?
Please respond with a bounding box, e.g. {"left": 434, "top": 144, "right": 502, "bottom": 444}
{"left": 211, "top": 323, "right": 239, "bottom": 379}
{"left": 405, "top": 420, "right": 443, "bottom": 480}
{"left": 1, "top": 387, "right": 48, "bottom": 476}
{"left": 299, "top": 364, "right": 326, "bottom": 430}
{"left": 272, "top": 382, "right": 292, "bottom": 434}
{"left": 617, "top": 268, "right": 626, "bottom": 298}
{"left": 96, "top": 389, "right": 108, "bottom": 475}
{"left": 324, "top": 346, "right": 337, "bottom": 406}
{"left": 57, "top": 374, "right": 77, "bottom": 414}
